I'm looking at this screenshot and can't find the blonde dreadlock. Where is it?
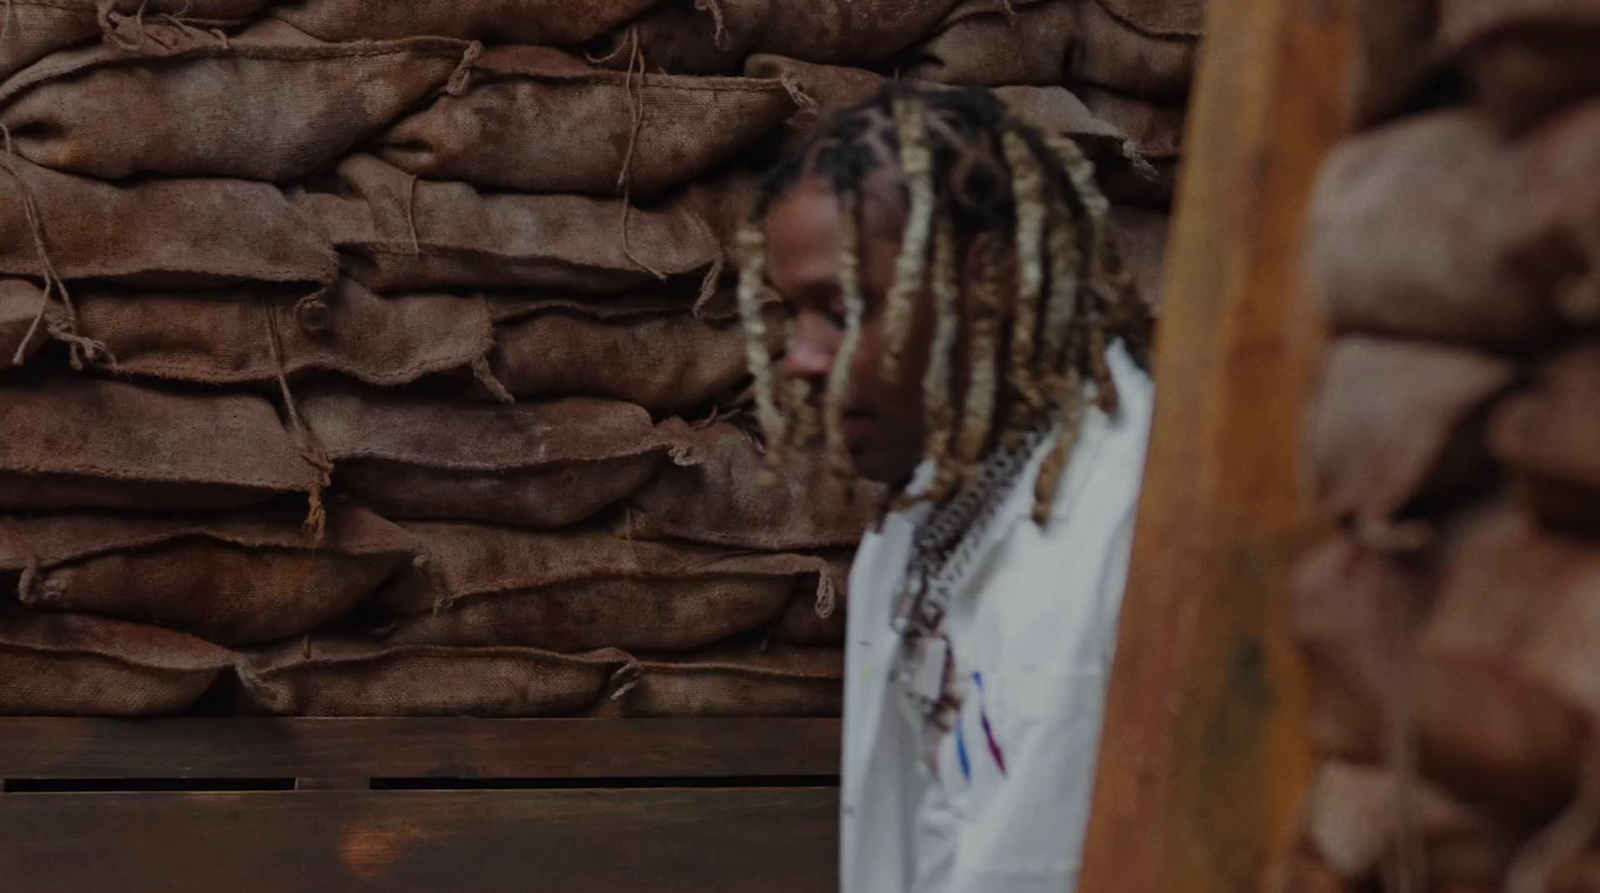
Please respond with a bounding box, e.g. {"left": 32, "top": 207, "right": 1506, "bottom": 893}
{"left": 737, "top": 84, "right": 1153, "bottom": 525}
{"left": 880, "top": 97, "right": 936, "bottom": 383}
{"left": 921, "top": 220, "right": 963, "bottom": 504}
{"left": 735, "top": 222, "right": 785, "bottom": 461}
{"left": 823, "top": 189, "right": 867, "bottom": 477}
{"left": 999, "top": 130, "right": 1050, "bottom": 430}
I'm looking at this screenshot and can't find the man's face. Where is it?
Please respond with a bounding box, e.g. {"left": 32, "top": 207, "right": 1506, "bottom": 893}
{"left": 764, "top": 170, "right": 940, "bottom": 484}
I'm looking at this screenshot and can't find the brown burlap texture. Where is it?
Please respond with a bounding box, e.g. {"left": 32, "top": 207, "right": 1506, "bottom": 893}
{"left": 1094, "top": 0, "right": 1205, "bottom": 36}
{"left": 0, "top": 155, "right": 336, "bottom": 288}
{"left": 303, "top": 390, "right": 694, "bottom": 527}
{"left": 1309, "top": 338, "right": 1515, "bottom": 530}
{"left": 1510, "top": 100, "right": 1600, "bottom": 328}
{"left": 237, "top": 638, "right": 634, "bottom": 717}
{"left": 374, "top": 523, "right": 840, "bottom": 653}
{"left": 0, "top": 608, "right": 233, "bottom": 716}
{"left": 58, "top": 279, "right": 495, "bottom": 388}
{"left": 0, "top": 21, "right": 477, "bottom": 181}
{"left": 0, "top": 508, "right": 418, "bottom": 646}
{"left": 293, "top": 155, "right": 717, "bottom": 294}
{"left": 273, "top": 0, "right": 660, "bottom": 44}
{"left": 0, "top": 1, "right": 100, "bottom": 84}
{"left": 1309, "top": 111, "right": 1557, "bottom": 347}
{"left": 1348, "top": 0, "right": 1441, "bottom": 126}
{"left": 1294, "top": 516, "right": 1584, "bottom": 816}
{"left": 0, "top": 376, "right": 321, "bottom": 513}
{"left": 1418, "top": 506, "right": 1591, "bottom": 812}
{"left": 1306, "top": 763, "right": 1519, "bottom": 890}
{"left": 776, "top": 552, "right": 853, "bottom": 647}
{"left": 0, "top": 0, "right": 274, "bottom": 83}
{"left": 619, "top": 422, "right": 883, "bottom": 551}
{"left": 379, "top": 46, "right": 796, "bottom": 198}
{"left": 905, "top": 0, "right": 1199, "bottom": 100}
{"left": 1489, "top": 344, "right": 1600, "bottom": 528}
{"left": 599, "top": 644, "right": 844, "bottom": 717}
{"left": 588, "top": 0, "right": 967, "bottom": 74}
{"left": 490, "top": 296, "right": 768, "bottom": 415}
{"left": 0, "top": 279, "right": 50, "bottom": 365}
{"left": 1110, "top": 206, "right": 1170, "bottom": 310}
{"left": 1440, "top": 0, "right": 1600, "bottom": 131}
{"left": 1293, "top": 537, "right": 1428, "bottom": 768}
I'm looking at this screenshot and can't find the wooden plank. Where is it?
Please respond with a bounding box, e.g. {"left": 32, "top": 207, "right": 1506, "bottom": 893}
{"left": 1078, "top": 1, "right": 1353, "bottom": 893}
{"left": 0, "top": 718, "right": 841, "bottom": 781}
{"left": 0, "top": 787, "right": 839, "bottom": 893}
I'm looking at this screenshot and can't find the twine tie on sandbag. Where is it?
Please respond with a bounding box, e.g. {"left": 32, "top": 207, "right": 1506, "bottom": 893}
{"left": 780, "top": 76, "right": 821, "bottom": 122}
{"left": 695, "top": 0, "right": 731, "bottom": 50}
{"left": 445, "top": 40, "right": 483, "bottom": 97}
{"left": 689, "top": 210, "right": 725, "bottom": 311}
{"left": 98, "top": 0, "right": 220, "bottom": 52}
{"left": 615, "top": 27, "right": 669, "bottom": 281}
{"left": 607, "top": 659, "right": 645, "bottom": 701}
{"left": 470, "top": 354, "right": 516, "bottom": 404}
{"left": 15, "top": 556, "right": 38, "bottom": 602}
{"left": 266, "top": 305, "right": 333, "bottom": 543}
{"left": 0, "top": 125, "right": 109, "bottom": 369}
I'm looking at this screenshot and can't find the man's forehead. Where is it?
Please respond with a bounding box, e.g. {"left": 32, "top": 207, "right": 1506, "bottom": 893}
{"left": 769, "top": 169, "right": 908, "bottom": 243}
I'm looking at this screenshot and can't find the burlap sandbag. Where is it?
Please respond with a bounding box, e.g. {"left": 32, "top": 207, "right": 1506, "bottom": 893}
{"left": 490, "top": 297, "right": 763, "bottom": 415}
{"left": 601, "top": 644, "right": 844, "bottom": 717}
{"left": 303, "top": 390, "right": 693, "bottom": 527}
{"left": 0, "top": 377, "right": 320, "bottom": 513}
{"left": 378, "top": 46, "right": 796, "bottom": 198}
{"left": 0, "top": 155, "right": 335, "bottom": 288}
{"left": 1510, "top": 101, "right": 1600, "bottom": 328}
{"left": 775, "top": 552, "right": 853, "bottom": 647}
{"left": 619, "top": 422, "right": 883, "bottom": 551}
{"left": 238, "top": 638, "right": 634, "bottom": 717}
{"left": 0, "top": 609, "right": 233, "bottom": 716}
{"left": 905, "top": 0, "right": 1199, "bottom": 100}
{"left": 0, "top": 21, "right": 477, "bottom": 182}
{"left": 1507, "top": 510, "right": 1600, "bottom": 738}
{"left": 1293, "top": 536, "right": 1428, "bottom": 765}
{"left": 0, "top": 278, "right": 49, "bottom": 365}
{"left": 1111, "top": 206, "right": 1170, "bottom": 310}
{"left": 1418, "top": 505, "right": 1587, "bottom": 811}
{"left": 1307, "top": 763, "right": 1518, "bottom": 889}
{"left": 0, "top": 508, "right": 417, "bottom": 646}
{"left": 588, "top": 0, "right": 967, "bottom": 75}
{"left": 274, "top": 0, "right": 659, "bottom": 43}
{"left": 0, "top": 1, "right": 99, "bottom": 84}
{"left": 1440, "top": 0, "right": 1600, "bottom": 131}
{"left": 1348, "top": 0, "right": 1442, "bottom": 126}
{"left": 1488, "top": 344, "right": 1600, "bottom": 528}
{"left": 1309, "top": 338, "right": 1515, "bottom": 528}
{"left": 0, "top": 0, "right": 274, "bottom": 83}
{"left": 374, "top": 524, "right": 840, "bottom": 653}
{"left": 61, "top": 279, "right": 494, "bottom": 388}
{"left": 1309, "top": 111, "right": 1557, "bottom": 346}
{"left": 294, "top": 155, "right": 718, "bottom": 295}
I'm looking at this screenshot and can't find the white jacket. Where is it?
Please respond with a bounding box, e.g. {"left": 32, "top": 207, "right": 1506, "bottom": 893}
{"left": 840, "top": 344, "right": 1154, "bottom": 893}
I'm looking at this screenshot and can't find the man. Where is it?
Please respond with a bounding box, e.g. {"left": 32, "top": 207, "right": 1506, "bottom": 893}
{"left": 735, "top": 84, "right": 1156, "bottom": 893}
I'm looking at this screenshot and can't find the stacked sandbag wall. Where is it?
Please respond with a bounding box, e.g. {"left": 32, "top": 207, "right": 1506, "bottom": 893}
{"left": 1297, "top": 2, "right": 1600, "bottom": 890}
{"left": 0, "top": 0, "right": 1194, "bottom": 720}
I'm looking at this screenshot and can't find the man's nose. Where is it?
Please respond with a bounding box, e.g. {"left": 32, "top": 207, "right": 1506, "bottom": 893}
{"left": 782, "top": 311, "right": 839, "bottom": 381}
